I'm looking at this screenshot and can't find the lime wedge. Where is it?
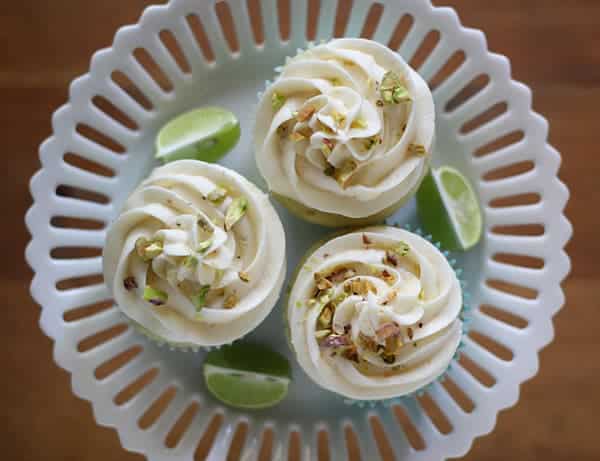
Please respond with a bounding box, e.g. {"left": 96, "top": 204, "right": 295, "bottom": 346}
{"left": 203, "top": 343, "right": 291, "bottom": 409}
{"left": 416, "top": 166, "right": 482, "bottom": 251}
{"left": 155, "top": 107, "right": 240, "bottom": 163}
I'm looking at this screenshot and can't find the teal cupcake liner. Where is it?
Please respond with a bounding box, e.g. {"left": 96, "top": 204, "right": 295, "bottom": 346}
{"left": 342, "top": 223, "right": 472, "bottom": 408}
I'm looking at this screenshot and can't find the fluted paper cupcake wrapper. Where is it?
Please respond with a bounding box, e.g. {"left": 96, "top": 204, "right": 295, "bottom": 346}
{"left": 342, "top": 223, "right": 472, "bottom": 408}
{"left": 128, "top": 317, "right": 241, "bottom": 353}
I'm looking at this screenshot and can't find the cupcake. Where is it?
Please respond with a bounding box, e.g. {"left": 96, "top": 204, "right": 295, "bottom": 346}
{"left": 254, "top": 38, "right": 435, "bottom": 227}
{"left": 103, "top": 160, "right": 286, "bottom": 347}
{"left": 287, "top": 226, "right": 462, "bottom": 400}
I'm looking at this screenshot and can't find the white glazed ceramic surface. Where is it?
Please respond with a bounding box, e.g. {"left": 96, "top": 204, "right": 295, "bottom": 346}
{"left": 25, "top": 1, "right": 572, "bottom": 460}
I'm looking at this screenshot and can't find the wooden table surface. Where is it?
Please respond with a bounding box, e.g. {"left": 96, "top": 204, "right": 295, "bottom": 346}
{"left": 4, "top": 1, "right": 598, "bottom": 460}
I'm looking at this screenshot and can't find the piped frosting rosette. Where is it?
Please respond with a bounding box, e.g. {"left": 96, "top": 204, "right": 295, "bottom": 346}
{"left": 254, "top": 38, "right": 435, "bottom": 225}
{"left": 288, "top": 226, "right": 462, "bottom": 400}
{"left": 103, "top": 160, "right": 286, "bottom": 347}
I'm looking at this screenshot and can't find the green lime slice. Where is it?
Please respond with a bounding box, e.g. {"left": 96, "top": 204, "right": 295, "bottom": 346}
{"left": 416, "top": 166, "right": 482, "bottom": 251}
{"left": 156, "top": 107, "right": 240, "bottom": 163}
{"left": 203, "top": 343, "right": 291, "bottom": 409}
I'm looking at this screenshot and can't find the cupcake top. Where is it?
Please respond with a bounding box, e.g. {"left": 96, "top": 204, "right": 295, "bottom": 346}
{"left": 288, "top": 226, "right": 462, "bottom": 400}
{"left": 254, "top": 38, "right": 435, "bottom": 219}
{"left": 103, "top": 160, "right": 286, "bottom": 346}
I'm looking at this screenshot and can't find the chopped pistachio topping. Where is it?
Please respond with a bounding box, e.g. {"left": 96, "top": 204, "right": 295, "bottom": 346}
{"left": 307, "top": 299, "right": 318, "bottom": 308}
{"left": 321, "top": 138, "right": 335, "bottom": 156}
{"left": 197, "top": 217, "right": 213, "bottom": 233}
{"left": 238, "top": 271, "right": 250, "bottom": 283}
{"left": 383, "top": 250, "right": 399, "bottom": 267}
{"left": 196, "top": 239, "right": 213, "bottom": 254}
{"left": 381, "top": 269, "right": 394, "bottom": 284}
{"left": 315, "top": 329, "right": 332, "bottom": 339}
{"left": 191, "top": 284, "right": 211, "bottom": 311}
{"left": 223, "top": 293, "right": 238, "bottom": 309}
{"left": 350, "top": 118, "right": 367, "bottom": 129}
{"left": 123, "top": 277, "right": 138, "bottom": 291}
{"left": 207, "top": 186, "right": 228, "bottom": 203}
{"left": 323, "top": 163, "right": 335, "bottom": 177}
{"left": 376, "top": 99, "right": 384, "bottom": 107}
{"left": 296, "top": 105, "right": 316, "bottom": 122}
{"left": 333, "top": 159, "right": 358, "bottom": 187}
{"left": 183, "top": 255, "right": 198, "bottom": 270}
{"left": 328, "top": 267, "right": 356, "bottom": 283}
{"left": 314, "top": 272, "right": 333, "bottom": 290}
{"left": 224, "top": 197, "right": 248, "bottom": 231}
{"left": 271, "top": 92, "right": 286, "bottom": 110}
{"left": 395, "top": 241, "right": 410, "bottom": 256}
{"left": 289, "top": 131, "right": 305, "bottom": 142}
{"left": 317, "top": 306, "right": 333, "bottom": 329}
{"left": 376, "top": 322, "right": 401, "bottom": 341}
{"left": 277, "top": 120, "right": 292, "bottom": 138}
{"left": 418, "top": 288, "right": 426, "bottom": 301}
{"left": 295, "top": 301, "right": 303, "bottom": 308}
{"left": 135, "top": 237, "right": 163, "bottom": 261}
{"left": 320, "top": 334, "right": 350, "bottom": 348}
{"left": 362, "top": 234, "right": 372, "bottom": 245}
{"left": 330, "top": 77, "right": 342, "bottom": 86}
{"left": 408, "top": 143, "right": 427, "bottom": 157}
{"left": 143, "top": 286, "right": 168, "bottom": 306}
{"left": 346, "top": 278, "right": 376, "bottom": 296}
{"left": 380, "top": 71, "right": 411, "bottom": 105}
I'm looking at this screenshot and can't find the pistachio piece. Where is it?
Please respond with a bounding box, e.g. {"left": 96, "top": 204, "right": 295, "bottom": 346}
{"left": 296, "top": 105, "right": 316, "bottom": 122}
{"left": 380, "top": 71, "right": 410, "bottom": 105}
{"left": 191, "top": 284, "right": 211, "bottom": 311}
{"left": 223, "top": 293, "right": 238, "bottom": 309}
{"left": 333, "top": 159, "right": 358, "bottom": 187}
{"left": 328, "top": 267, "right": 356, "bottom": 283}
{"left": 418, "top": 288, "right": 426, "bottom": 301}
{"left": 271, "top": 92, "right": 286, "bottom": 110}
{"left": 135, "top": 237, "right": 163, "bottom": 261}
{"left": 330, "top": 77, "right": 342, "bottom": 86}
{"left": 317, "top": 305, "right": 333, "bottom": 329}
{"left": 197, "top": 217, "right": 213, "bottom": 233}
{"left": 307, "top": 299, "right": 318, "bottom": 308}
{"left": 347, "top": 278, "right": 376, "bottom": 296}
{"left": 362, "top": 233, "right": 372, "bottom": 245}
{"left": 321, "top": 138, "right": 335, "bottom": 156}
{"left": 323, "top": 163, "right": 335, "bottom": 177}
{"left": 183, "top": 255, "right": 199, "bottom": 270}
{"left": 382, "top": 353, "right": 396, "bottom": 364}
{"left": 207, "top": 185, "right": 228, "bottom": 203}
{"left": 238, "top": 271, "right": 250, "bottom": 283}
{"left": 408, "top": 143, "right": 427, "bottom": 157}
{"left": 123, "top": 277, "right": 138, "bottom": 291}
{"left": 320, "top": 334, "right": 350, "bottom": 348}
{"left": 392, "top": 85, "right": 410, "bottom": 104}
{"left": 224, "top": 197, "right": 248, "bottom": 231}
{"left": 395, "top": 241, "right": 410, "bottom": 256}
{"left": 383, "top": 250, "right": 399, "bottom": 267}
{"left": 277, "top": 120, "right": 292, "bottom": 138}
{"left": 381, "top": 269, "right": 394, "bottom": 284}
{"left": 376, "top": 322, "right": 401, "bottom": 341}
{"left": 143, "top": 286, "right": 168, "bottom": 306}
{"left": 314, "top": 272, "right": 333, "bottom": 290}
{"left": 342, "top": 345, "right": 359, "bottom": 363}
{"left": 376, "top": 99, "right": 384, "bottom": 107}
{"left": 359, "top": 333, "right": 378, "bottom": 352}
{"left": 315, "top": 329, "right": 332, "bottom": 340}
{"left": 196, "top": 239, "right": 213, "bottom": 254}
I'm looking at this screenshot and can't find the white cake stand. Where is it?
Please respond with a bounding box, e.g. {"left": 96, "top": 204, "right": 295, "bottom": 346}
{"left": 25, "top": 0, "right": 572, "bottom": 459}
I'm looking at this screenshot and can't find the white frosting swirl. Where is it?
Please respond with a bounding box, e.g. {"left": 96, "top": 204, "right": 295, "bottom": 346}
{"left": 288, "top": 226, "right": 462, "bottom": 400}
{"left": 254, "top": 38, "right": 435, "bottom": 219}
{"left": 103, "top": 160, "right": 286, "bottom": 346}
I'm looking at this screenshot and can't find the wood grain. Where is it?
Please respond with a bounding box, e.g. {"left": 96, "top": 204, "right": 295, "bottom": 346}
{"left": 4, "top": 0, "right": 598, "bottom": 460}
